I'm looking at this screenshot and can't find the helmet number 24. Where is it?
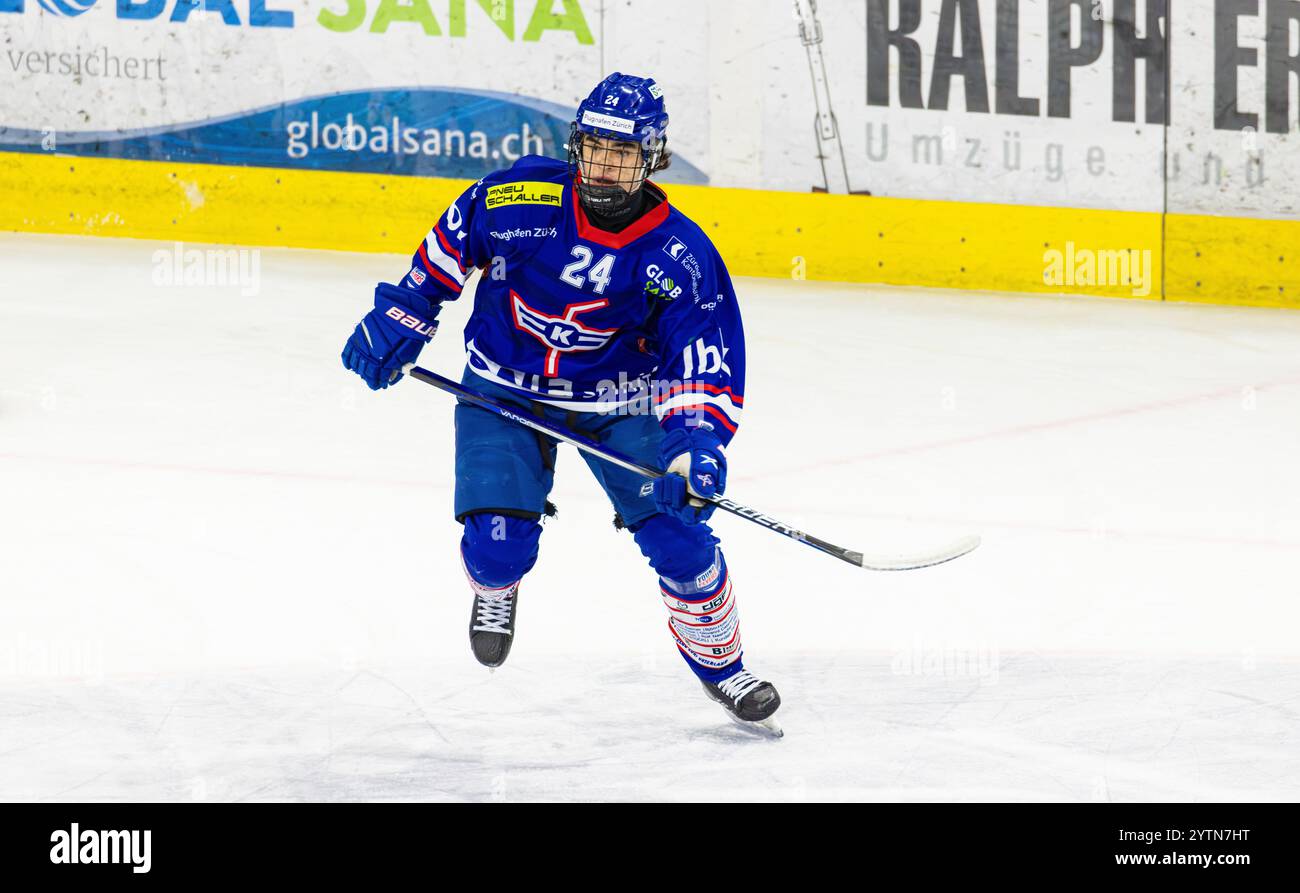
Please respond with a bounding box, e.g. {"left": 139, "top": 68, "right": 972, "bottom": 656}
{"left": 559, "top": 246, "right": 615, "bottom": 295}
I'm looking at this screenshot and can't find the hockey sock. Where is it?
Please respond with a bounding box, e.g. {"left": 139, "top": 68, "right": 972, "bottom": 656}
{"left": 658, "top": 550, "right": 744, "bottom": 682}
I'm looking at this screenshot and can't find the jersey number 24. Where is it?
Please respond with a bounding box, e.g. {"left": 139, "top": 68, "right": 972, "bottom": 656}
{"left": 560, "top": 246, "right": 615, "bottom": 295}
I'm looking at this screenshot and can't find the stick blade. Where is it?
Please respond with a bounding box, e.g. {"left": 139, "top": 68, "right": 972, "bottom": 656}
{"left": 852, "top": 535, "right": 981, "bottom": 572}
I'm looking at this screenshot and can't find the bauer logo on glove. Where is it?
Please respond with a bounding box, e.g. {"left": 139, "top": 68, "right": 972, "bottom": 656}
{"left": 341, "top": 282, "right": 441, "bottom": 390}
{"left": 383, "top": 305, "right": 438, "bottom": 337}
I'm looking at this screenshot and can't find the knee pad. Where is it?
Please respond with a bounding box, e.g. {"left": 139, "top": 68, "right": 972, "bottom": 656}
{"left": 460, "top": 513, "right": 542, "bottom": 588}
{"left": 631, "top": 513, "right": 720, "bottom": 583}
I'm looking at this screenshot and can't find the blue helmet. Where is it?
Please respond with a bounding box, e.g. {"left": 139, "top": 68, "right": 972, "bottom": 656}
{"left": 572, "top": 72, "right": 669, "bottom": 146}
{"left": 567, "top": 73, "right": 669, "bottom": 216}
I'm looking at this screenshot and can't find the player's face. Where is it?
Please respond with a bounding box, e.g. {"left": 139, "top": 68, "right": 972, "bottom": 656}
{"left": 579, "top": 135, "right": 645, "bottom": 193}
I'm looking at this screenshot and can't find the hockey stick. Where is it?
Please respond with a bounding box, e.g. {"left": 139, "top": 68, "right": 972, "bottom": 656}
{"left": 404, "top": 364, "right": 980, "bottom": 571}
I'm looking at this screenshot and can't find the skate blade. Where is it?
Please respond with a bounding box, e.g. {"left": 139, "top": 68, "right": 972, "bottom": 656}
{"left": 724, "top": 711, "right": 784, "bottom": 739}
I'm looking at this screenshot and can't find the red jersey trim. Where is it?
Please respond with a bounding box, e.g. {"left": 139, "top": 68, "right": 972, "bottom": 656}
{"left": 417, "top": 243, "right": 463, "bottom": 294}
{"left": 571, "top": 180, "right": 671, "bottom": 249}
{"left": 663, "top": 404, "right": 739, "bottom": 434}
{"left": 656, "top": 382, "right": 746, "bottom": 406}
{"left": 433, "top": 224, "right": 466, "bottom": 272}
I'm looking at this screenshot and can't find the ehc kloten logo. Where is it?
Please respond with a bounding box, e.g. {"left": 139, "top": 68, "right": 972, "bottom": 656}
{"left": 36, "top": 0, "right": 99, "bottom": 15}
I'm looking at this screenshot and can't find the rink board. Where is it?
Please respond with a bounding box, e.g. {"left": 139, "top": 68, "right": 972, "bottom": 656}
{"left": 3, "top": 150, "right": 1296, "bottom": 309}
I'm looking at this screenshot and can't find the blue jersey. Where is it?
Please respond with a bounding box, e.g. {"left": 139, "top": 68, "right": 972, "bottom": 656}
{"left": 396, "top": 155, "right": 745, "bottom": 445}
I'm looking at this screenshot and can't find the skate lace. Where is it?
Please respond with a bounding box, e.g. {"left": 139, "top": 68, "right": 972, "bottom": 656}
{"left": 718, "top": 669, "right": 764, "bottom": 703}
{"left": 472, "top": 591, "right": 514, "bottom": 635}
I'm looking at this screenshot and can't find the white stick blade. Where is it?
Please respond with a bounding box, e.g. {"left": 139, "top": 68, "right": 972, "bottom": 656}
{"left": 855, "top": 535, "right": 981, "bottom": 572}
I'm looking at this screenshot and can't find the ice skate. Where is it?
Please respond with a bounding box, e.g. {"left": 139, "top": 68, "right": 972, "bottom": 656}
{"left": 468, "top": 583, "right": 518, "bottom": 669}
{"left": 702, "top": 668, "right": 783, "bottom": 737}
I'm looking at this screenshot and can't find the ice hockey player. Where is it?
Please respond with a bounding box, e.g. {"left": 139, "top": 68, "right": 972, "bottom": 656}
{"left": 341, "top": 73, "right": 781, "bottom": 733}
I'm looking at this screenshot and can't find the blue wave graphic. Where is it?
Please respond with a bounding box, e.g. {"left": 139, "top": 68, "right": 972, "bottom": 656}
{"left": 37, "top": 0, "right": 99, "bottom": 16}
{"left": 0, "top": 87, "right": 709, "bottom": 185}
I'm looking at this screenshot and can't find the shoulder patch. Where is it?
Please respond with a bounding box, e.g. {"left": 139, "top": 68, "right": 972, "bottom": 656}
{"left": 485, "top": 181, "right": 564, "bottom": 210}
{"left": 663, "top": 235, "right": 690, "bottom": 262}
{"left": 653, "top": 232, "right": 708, "bottom": 303}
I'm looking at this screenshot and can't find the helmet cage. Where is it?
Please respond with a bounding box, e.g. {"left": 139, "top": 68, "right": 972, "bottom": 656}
{"left": 566, "top": 124, "right": 667, "bottom": 215}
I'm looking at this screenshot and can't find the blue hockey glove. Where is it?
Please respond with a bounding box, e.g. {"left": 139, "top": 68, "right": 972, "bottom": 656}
{"left": 653, "top": 427, "right": 727, "bottom": 525}
{"left": 341, "top": 282, "right": 441, "bottom": 390}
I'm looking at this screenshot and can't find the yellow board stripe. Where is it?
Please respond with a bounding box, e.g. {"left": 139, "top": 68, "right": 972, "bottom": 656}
{"left": 668, "top": 184, "right": 1164, "bottom": 300}
{"left": 0, "top": 151, "right": 1294, "bottom": 308}
{"left": 1164, "top": 213, "right": 1300, "bottom": 309}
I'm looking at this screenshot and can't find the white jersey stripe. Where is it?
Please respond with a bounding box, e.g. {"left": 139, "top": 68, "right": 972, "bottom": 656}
{"left": 653, "top": 391, "right": 743, "bottom": 424}
{"left": 424, "top": 231, "right": 467, "bottom": 285}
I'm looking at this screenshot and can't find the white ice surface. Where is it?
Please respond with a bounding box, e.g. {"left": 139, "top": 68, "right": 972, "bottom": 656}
{"left": 1, "top": 232, "right": 1298, "bottom": 801}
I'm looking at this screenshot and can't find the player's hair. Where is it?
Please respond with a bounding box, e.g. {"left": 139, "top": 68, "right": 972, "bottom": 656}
{"left": 651, "top": 145, "right": 673, "bottom": 173}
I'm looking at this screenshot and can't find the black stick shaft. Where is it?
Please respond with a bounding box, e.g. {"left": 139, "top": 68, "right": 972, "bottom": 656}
{"left": 405, "top": 365, "right": 863, "bottom": 566}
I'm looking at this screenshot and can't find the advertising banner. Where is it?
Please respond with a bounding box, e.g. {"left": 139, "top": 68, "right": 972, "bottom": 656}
{"left": 2, "top": 0, "right": 1296, "bottom": 308}
{"left": 0, "top": 0, "right": 710, "bottom": 182}
{"left": 4, "top": 1, "right": 1297, "bottom": 215}
{"left": 1166, "top": 0, "right": 1299, "bottom": 219}
{"left": 763, "top": 0, "right": 1167, "bottom": 211}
